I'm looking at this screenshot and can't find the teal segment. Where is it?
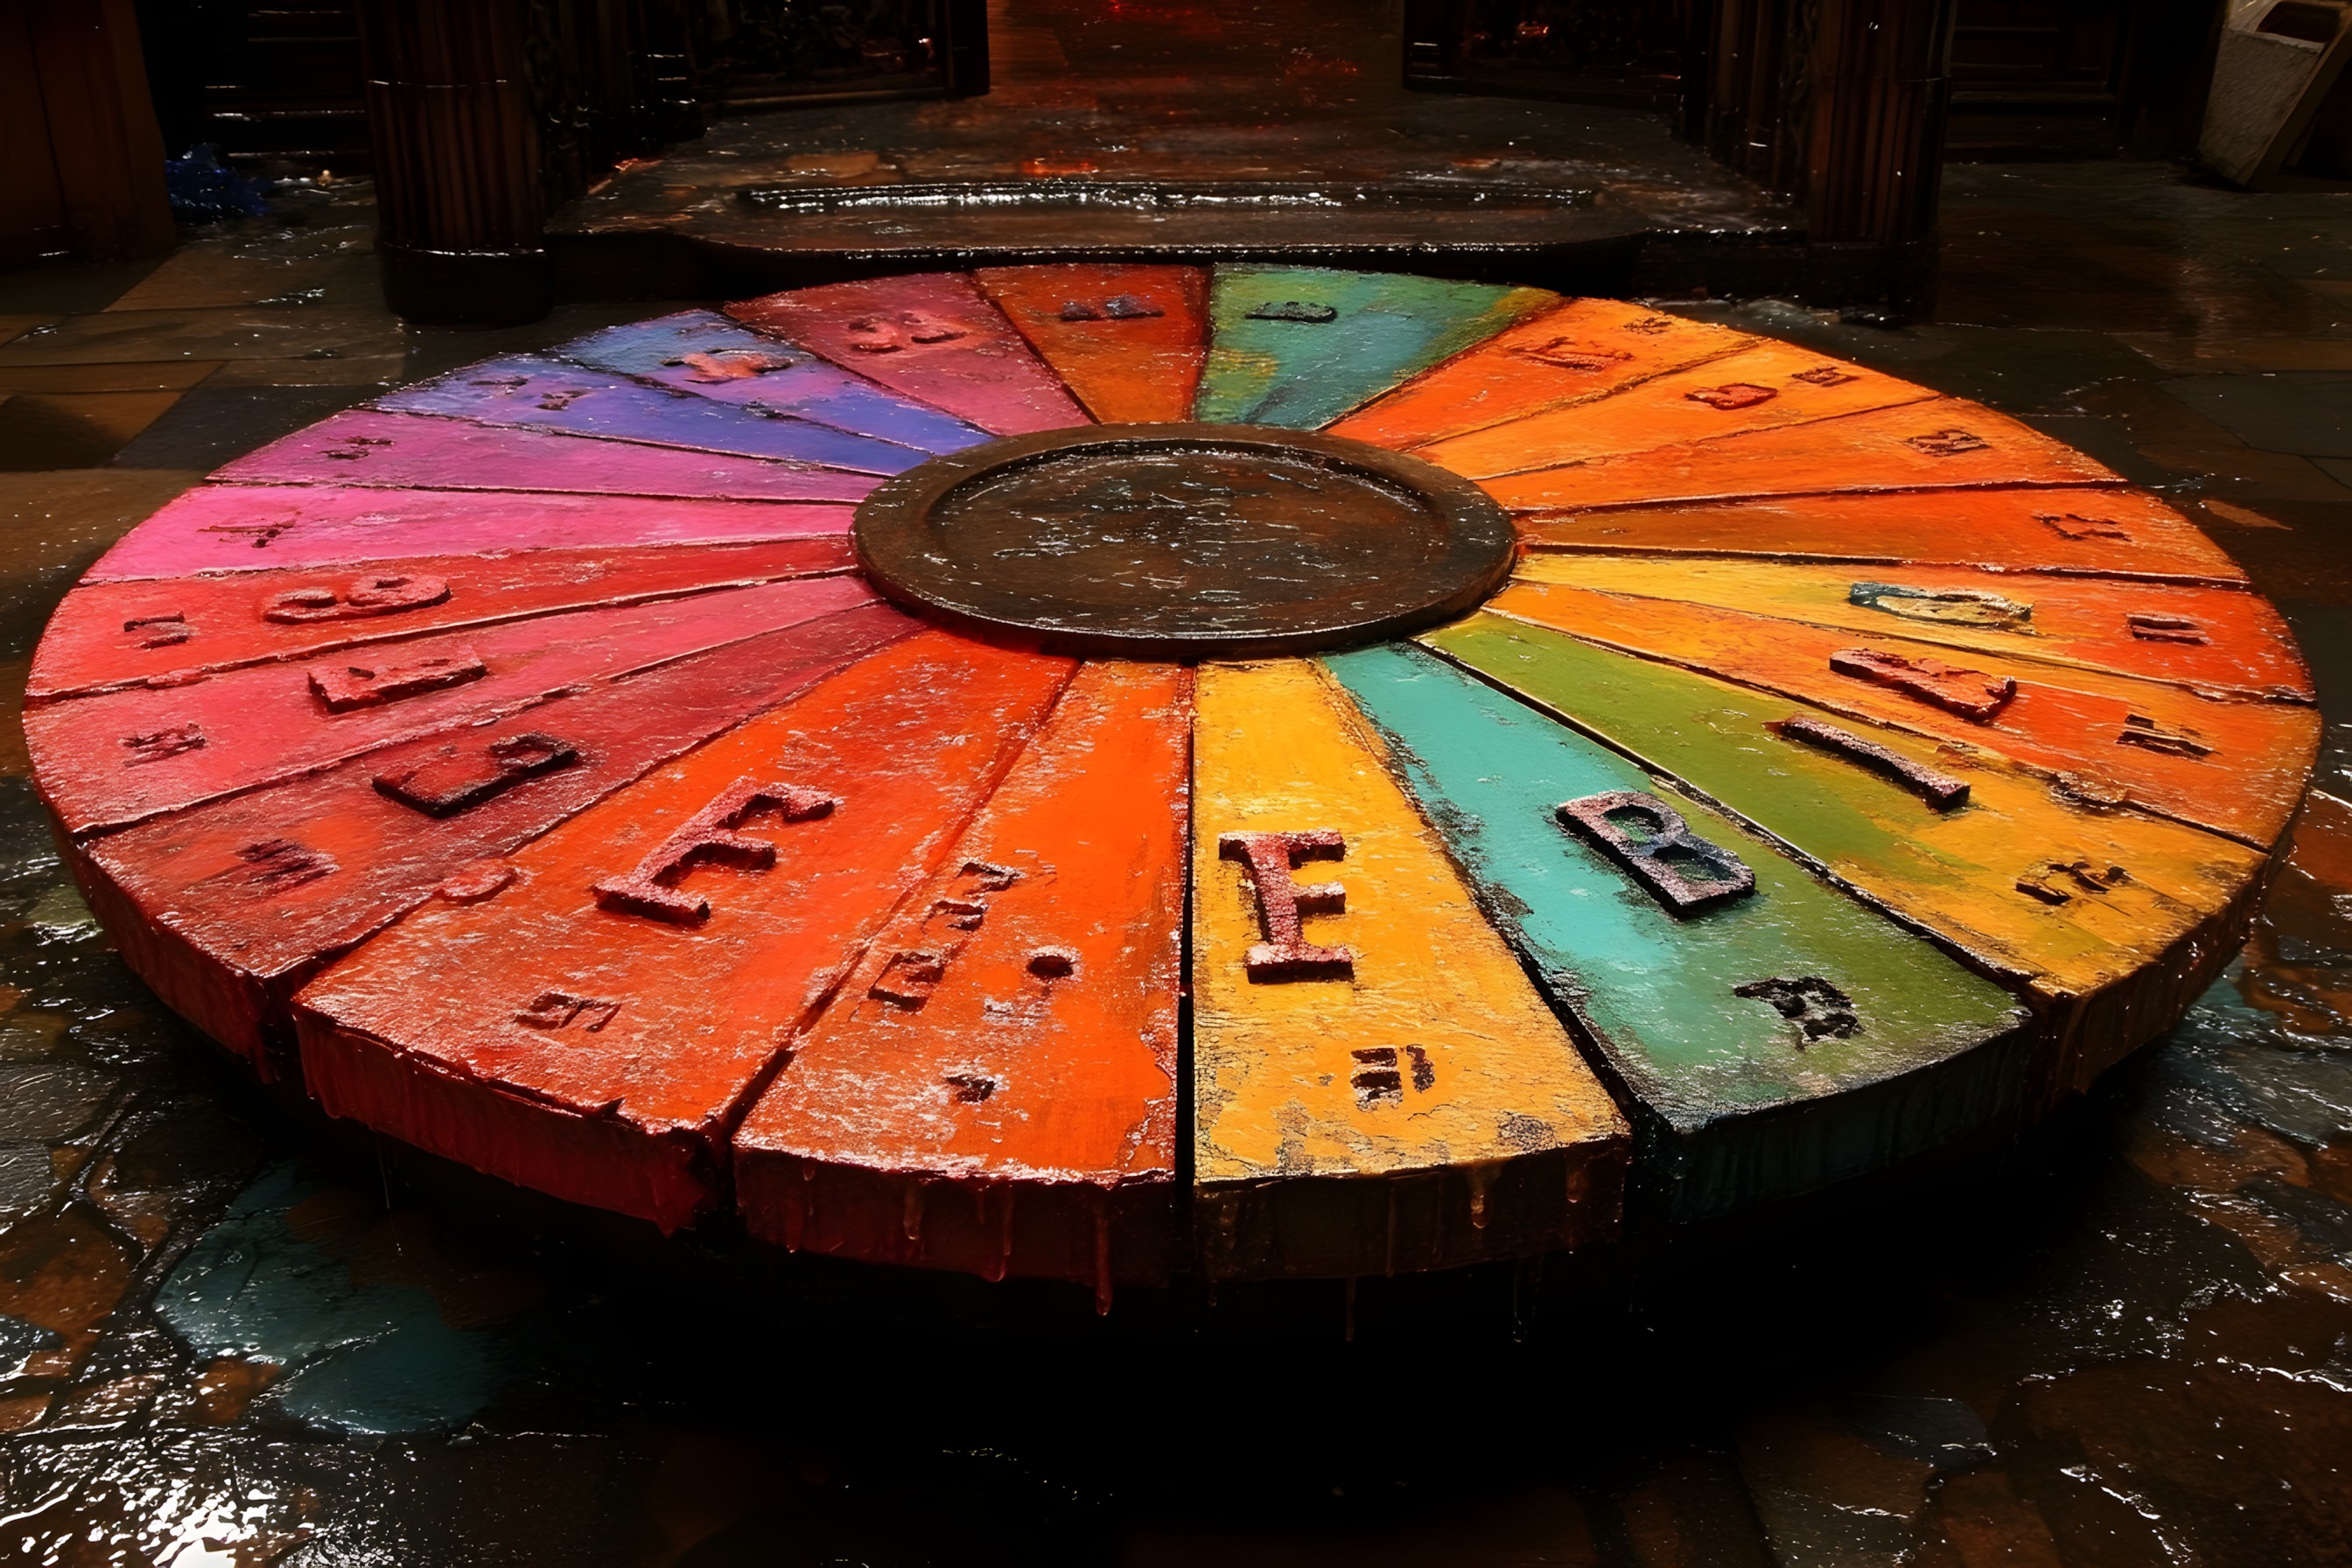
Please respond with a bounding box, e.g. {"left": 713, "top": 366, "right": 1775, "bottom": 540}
{"left": 1195, "top": 266, "right": 1552, "bottom": 429}
{"left": 1326, "top": 641, "right": 2030, "bottom": 1217}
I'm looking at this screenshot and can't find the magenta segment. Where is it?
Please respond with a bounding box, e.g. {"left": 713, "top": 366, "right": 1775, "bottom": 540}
{"left": 88, "top": 486, "right": 856, "bottom": 580}
{"left": 211, "top": 410, "right": 885, "bottom": 502}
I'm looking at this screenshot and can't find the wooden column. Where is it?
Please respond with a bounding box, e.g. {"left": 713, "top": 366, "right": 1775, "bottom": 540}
{"left": 355, "top": 0, "right": 550, "bottom": 325}
{"left": 0, "top": 0, "right": 174, "bottom": 266}
{"left": 1803, "top": 0, "right": 1960, "bottom": 311}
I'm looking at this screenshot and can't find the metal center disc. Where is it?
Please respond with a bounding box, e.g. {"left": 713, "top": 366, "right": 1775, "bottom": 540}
{"left": 850, "top": 423, "right": 1519, "bottom": 657}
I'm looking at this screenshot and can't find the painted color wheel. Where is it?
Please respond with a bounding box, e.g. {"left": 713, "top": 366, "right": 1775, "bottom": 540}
{"left": 26, "top": 266, "right": 2319, "bottom": 1298}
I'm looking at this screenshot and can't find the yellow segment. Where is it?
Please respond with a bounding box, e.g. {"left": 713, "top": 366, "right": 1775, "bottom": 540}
{"left": 1189, "top": 659, "right": 1626, "bottom": 1188}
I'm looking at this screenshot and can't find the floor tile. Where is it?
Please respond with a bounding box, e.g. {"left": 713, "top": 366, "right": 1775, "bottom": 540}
{"left": 2120, "top": 334, "right": 2352, "bottom": 374}
{"left": 204, "top": 354, "right": 407, "bottom": 388}
{"left": 2163, "top": 373, "right": 2352, "bottom": 458}
{"left": 0, "top": 362, "right": 220, "bottom": 395}
{"left": 103, "top": 245, "right": 384, "bottom": 314}
{"left": 106, "top": 384, "right": 375, "bottom": 471}
{"left": 0, "top": 393, "right": 185, "bottom": 471}
{"left": 0, "top": 306, "right": 404, "bottom": 368}
{"left": 0, "top": 259, "right": 162, "bottom": 317}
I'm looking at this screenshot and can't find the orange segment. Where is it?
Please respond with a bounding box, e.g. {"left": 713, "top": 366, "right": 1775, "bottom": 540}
{"left": 1420, "top": 340, "right": 1939, "bottom": 479}
{"left": 1328, "top": 298, "right": 1748, "bottom": 451}
{"left": 976, "top": 264, "right": 1209, "bottom": 424}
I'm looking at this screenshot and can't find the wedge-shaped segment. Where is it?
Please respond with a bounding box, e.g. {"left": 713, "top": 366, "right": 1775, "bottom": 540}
{"left": 1489, "top": 579, "right": 2317, "bottom": 850}
{"left": 31, "top": 539, "right": 854, "bottom": 700}
{"left": 1515, "top": 554, "right": 2312, "bottom": 702}
{"left": 1194, "top": 266, "right": 1555, "bottom": 429}
{"left": 1476, "top": 399, "right": 2118, "bottom": 511}
{"left": 71, "top": 604, "right": 914, "bottom": 1065}
{"left": 976, "top": 263, "right": 1209, "bottom": 424}
{"left": 1427, "top": 614, "right": 2270, "bottom": 1099}
{"left": 728, "top": 272, "right": 1088, "bottom": 435}
{"left": 552, "top": 312, "right": 993, "bottom": 453}
{"left": 294, "top": 634, "right": 1076, "bottom": 1233}
{"left": 214, "top": 410, "right": 881, "bottom": 502}
{"left": 28, "top": 576, "right": 877, "bottom": 836}
{"left": 1514, "top": 486, "right": 2250, "bottom": 586}
{"left": 1190, "top": 658, "right": 1626, "bottom": 1278}
{"left": 1328, "top": 643, "right": 2031, "bottom": 1222}
{"left": 373, "top": 354, "right": 929, "bottom": 474}
{"left": 1328, "top": 298, "right": 1748, "bottom": 452}
{"left": 89, "top": 486, "right": 852, "bottom": 581}
{"left": 737, "top": 661, "right": 1189, "bottom": 1292}
{"left": 1423, "top": 340, "right": 1937, "bottom": 479}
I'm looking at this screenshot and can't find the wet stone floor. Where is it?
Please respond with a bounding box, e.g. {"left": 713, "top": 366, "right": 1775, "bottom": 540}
{"left": 3, "top": 161, "right": 2352, "bottom": 1564}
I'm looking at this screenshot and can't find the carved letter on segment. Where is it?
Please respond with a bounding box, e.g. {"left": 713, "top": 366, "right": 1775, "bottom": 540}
{"left": 1772, "top": 716, "right": 1972, "bottom": 810}
{"left": 308, "top": 651, "right": 486, "bottom": 713}
{"left": 592, "top": 776, "right": 836, "bottom": 925}
{"left": 374, "top": 732, "right": 580, "bottom": 817}
{"left": 1217, "top": 829, "right": 1354, "bottom": 981}
{"left": 264, "top": 574, "right": 450, "bottom": 625}
{"left": 1829, "top": 647, "right": 2016, "bottom": 722}
{"left": 1556, "top": 791, "right": 1755, "bottom": 915}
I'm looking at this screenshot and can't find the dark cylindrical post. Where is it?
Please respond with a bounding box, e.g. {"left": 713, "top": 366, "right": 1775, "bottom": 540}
{"left": 355, "top": 0, "right": 551, "bottom": 325}
{"left": 1804, "top": 0, "right": 1960, "bottom": 312}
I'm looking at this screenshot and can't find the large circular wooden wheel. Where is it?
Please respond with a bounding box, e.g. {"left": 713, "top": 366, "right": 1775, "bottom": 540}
{"left": 26, "top": 267, "right": 2318, "bottom": 1298}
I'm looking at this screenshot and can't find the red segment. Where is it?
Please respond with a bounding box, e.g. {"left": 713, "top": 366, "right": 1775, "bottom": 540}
{"left": 27, "top": 576, "right": 877, "bottom": 836}
{"left": 90, "top": 486, "right": 851, "bottom": 581}
{"left": 31, "top": 540, "right": 854, "bottom": 700}
{"left": 735, "top": 661, "right": 1190, "bottom": 1291}
{"left": 212, "top": 410, "right": 882, "bottom": 502}
{"left": 293, "top": 634, "right": 1077, "bottom": 1232}
{"left": 728, "top": 272, "right": 1089, "bottom": 436}
{"left": 67, "top": 604, "right": 914, "bottom": 1065}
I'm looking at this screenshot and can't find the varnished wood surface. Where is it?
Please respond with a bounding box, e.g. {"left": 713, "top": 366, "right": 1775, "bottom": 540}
{"left": 1189, "top": 658, "right": 1628, "bottom": 1278}
{"left": 727, "top": 271, "right": 1090, "bottom": 436}
{"left": 735, "top": 660, "right": 1190, "bottom": 1293}
{"left": 976, "top": 263, "right": 1211, "bottom": 424}
{"left": 293, "top": 634, "right": 1074, "bottom": 1232}
{"left": 24, "top": 270, "right": 2316, "bottom": 1289}
{"left": 1512, "top": 487, "right": 2252, "bottom": 586}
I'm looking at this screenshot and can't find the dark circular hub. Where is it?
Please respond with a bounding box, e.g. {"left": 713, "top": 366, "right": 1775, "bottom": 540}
{"left": 851, "top": 424, "right": 1518, "bottom": 657}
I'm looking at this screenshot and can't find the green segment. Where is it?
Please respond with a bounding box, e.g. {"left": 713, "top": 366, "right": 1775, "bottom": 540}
{"left": 1194, "top": 266, "right": 1553, "bottom": 429}
{"left": 1424, "top": 609, "right": 2128, "bottom": 981}
{"left": 1329, "top": 640, "right": 2029, "bottom": 1216}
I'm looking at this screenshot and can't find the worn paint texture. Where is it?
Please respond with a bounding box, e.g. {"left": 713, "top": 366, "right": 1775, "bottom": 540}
{"left": 1194, "top": 265, "right": 1555, "bottom": 428}
{"left": 1188, "top": 658, "right": 1626, "bottom": 1278}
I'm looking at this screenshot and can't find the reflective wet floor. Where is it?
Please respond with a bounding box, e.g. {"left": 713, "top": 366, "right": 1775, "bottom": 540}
{"left": 4, "top": 157, "right": 2352, "bottom": 1564}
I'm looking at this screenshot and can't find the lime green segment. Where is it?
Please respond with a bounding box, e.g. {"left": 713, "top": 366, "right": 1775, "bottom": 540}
{"left": 1327, "top": 642, "right": 2029, "bottom": 1218}
{"left": 1194, "top": 266, "right": 1555, "bottom": 429}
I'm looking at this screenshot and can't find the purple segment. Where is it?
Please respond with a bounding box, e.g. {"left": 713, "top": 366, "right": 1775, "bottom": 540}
{"left": 555, "top": 312, "right": 994, "bottom": 456}
{"left": 89, "top": 484, "right": 854, "bottom": 580}
{"left": 214, "top": 410, "right": 884, "bottom": 504}
{"left": 373, "top": 354, "right": 929, "bottom": 474}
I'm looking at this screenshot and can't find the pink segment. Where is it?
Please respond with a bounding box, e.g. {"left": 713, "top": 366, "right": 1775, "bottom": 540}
{"left": 90, "top": 484, "right": 855, "bottom": 580}
{"left": 729, "top": 271, "right": 1091, "bottom": 437}
{"left": 211, "top": 410, "right": 883, "bottom": 503}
